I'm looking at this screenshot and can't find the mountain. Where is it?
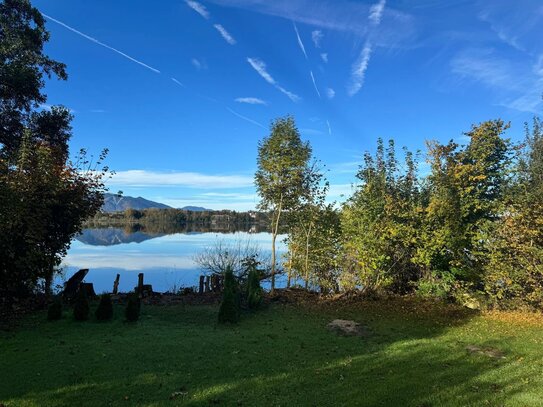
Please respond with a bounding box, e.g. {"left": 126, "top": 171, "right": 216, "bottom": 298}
{"left": 102, "top": 193, "right": 171, "bottom": 212}
{"left": 179, "top": 206, "right": 212, "bottom": 212}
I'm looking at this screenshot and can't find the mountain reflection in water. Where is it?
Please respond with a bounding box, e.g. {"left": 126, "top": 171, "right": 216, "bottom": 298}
{"left": 61, "top": 227, "right": 283, "bottom": 293}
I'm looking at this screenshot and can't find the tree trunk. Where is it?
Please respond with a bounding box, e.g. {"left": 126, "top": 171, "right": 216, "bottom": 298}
{"left": 270, "top": 195, "right": 283, "bottom": 294}
{"left": 287, "top": 247, "right": 295, "bottom": 289}
{"left": 304, "top": 225, "right": 311, "bottom": 290}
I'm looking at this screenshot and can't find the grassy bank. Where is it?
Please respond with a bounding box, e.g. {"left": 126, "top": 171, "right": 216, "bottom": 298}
{"left": 1, "top": 299, "right": 543, "bottom": 406}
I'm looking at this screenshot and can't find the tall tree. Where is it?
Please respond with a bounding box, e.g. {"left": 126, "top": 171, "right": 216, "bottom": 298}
{"left": 0, "top": 0, "right": 67, "bottom": 159}
{"left": 342, "top": 139, "right": 423, "bottom": 294}
{"left": 0, "top": 0, "right": 108, "bottom": 302}
{"left": 255, "top": 116, "right": 311, "bottom": 292}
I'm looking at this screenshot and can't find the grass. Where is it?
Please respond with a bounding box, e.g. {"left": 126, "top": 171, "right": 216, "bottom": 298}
{"left": 1, "top": 298, "right": 543, "bottom": 406}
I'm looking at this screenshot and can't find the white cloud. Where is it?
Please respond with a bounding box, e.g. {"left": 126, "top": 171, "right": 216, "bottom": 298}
{"left": 450, "top": 48, "right": 517, "bottom": 90}
{"left": 213, "top": 24, "right": 236, "bottom": 45}
{"left": 186, "top": 0, "right": 210, "bottom": 19}
{"left": 310, "top": 70, "right": 321, "bottom": 98}
{"left": 206, "top": 0, "right": 411, "bottom": 40}
{"left": 450, "top": 48, "right": 543, "bottom": 114}
{"left": 276, "top": 86, "right": 301, "bottom": 102}
{"left": 247, "top": 57, "right": 274, "bottom": 84}
{"left": 348, "top": 42, "right": 372, "bottom": 96}
{"left": 235, "top": 97, "right": 268, "bottom": 105}
{"left": 320, "top": 53, "right": 328, "bottom": 63}
{"left": 191, "top": 58, "right": 207, "bottom": 70}
{"left": 346, "top": 0, "right": 386, "bottom": 97}
{"left": 326, "top": 120, "right": 332, "bottom": 136}
{"left": 326, "top": 88, "right": 335, "bottom": 99}
{"left": 107, "top": 170, "right": 253, "bottom": 189}
{"left": 247, "top": 57, "right": 301, "bottom": 102}
{"left": 311, "top": 30, "right": 323, "bottom": 48}
{"left": 293, "top": 22, "right": 308, "bottom": 59}
{"left": 41, "top": 13, "right": 161, "bottom": 74}
{"left": 369, "top": 0, "right": 386, "bottom": 25}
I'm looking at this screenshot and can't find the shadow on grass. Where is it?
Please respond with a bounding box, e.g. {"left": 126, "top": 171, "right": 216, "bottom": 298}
{"left": 0, "top": 299, "right": 539, "bottom": 406}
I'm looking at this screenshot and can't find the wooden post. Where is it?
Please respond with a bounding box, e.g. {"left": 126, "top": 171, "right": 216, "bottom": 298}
{"left": 204, "top": 276, "right": 210, "bottom": 293}
{"left": 138, "top": 273, "right": 144, "bottom": 296}
{"left": 211, "top": 275, "right": 217, "bottom": 292}
{"left": 199, "top": 276, "right": 204, "bottom": 294}
{"left": 113, "top": 274, "right": 120, "bottom": 294}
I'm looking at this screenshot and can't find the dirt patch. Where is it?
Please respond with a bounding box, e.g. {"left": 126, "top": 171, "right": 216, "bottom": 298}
{"left": 328, "top": 319, "right": 369, "bottom": 337}
{"left": 466, "top": 345, "right": 506, "bottom": 359}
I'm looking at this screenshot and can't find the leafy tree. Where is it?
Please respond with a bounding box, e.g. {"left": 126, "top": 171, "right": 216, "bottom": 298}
{"left": 417, "top": 121, "right": 512, "bottom": 289}
{"left": 0, "top": 0, "right": 109, "bottom": 301}
{"left": 245, "top": 257, "right": 263, "bottom": 309}
{"left": 255, "top": 116, "right": 312, "bottom": 292}
{"left": 341, "top": 139, "right": 423, "bottom": 294}
{"left": 482, "top": 118, "right": 543, "bottom": 308}
{"left": 0, "top": 0, "right": 67, "bottom": 160}
{"left": 218, "top": 266, "right": 240, "bottom": 323}
{"left": 284, "top": 160, "right": 329, "bottom": 289}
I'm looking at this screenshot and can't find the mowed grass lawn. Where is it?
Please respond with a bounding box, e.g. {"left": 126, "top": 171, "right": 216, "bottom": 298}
{"left": 1, "top": 298, "right": 543, "bottom": 406}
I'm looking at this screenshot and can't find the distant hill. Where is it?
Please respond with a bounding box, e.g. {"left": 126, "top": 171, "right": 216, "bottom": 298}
{"left": 102, "top": 193, "right": 171, "bottom": 212}
{"left": 179, "top": 206, "right": 212, "bottom": 212}
{"left": 101, "top": 194, "right": 213, "bottom": 212}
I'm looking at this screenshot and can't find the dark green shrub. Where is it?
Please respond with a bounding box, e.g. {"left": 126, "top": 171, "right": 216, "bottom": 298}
{"left": 95, "top": 293, "right": 113, "bottom": 321}
{"left": 218, "top": 267, "right": 240, "bottom": 324}
{"left": 47, "top": 297, "right": 63, "bottom": 321}
{"left": 246, "top": 260, "right": 263, "bottom": 310}
{"left": 73, "top": 286, "right": 89, "bottom": 321}
{"left": 125, "top": 293, "right": 141, "bottom": 322}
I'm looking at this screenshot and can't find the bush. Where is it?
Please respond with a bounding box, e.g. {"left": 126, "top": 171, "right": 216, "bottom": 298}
{"left": 125, "top": 293, "right": 141, "bottom": 322}
{"left": 47, "top": 297, "right": 63, "bottom": 321}
{"left": 416, "top": 270, "right": 456, "bottom": 300}
{"left": 218, "top": 267, "right": 240, "bottom": 324}
{"left": 73, "top": 286, "right": 90, "bottom": 321}
{"left": 246, "top": 262, "right": 263, "bottom": 310}
{"left": 95, "top": 293, "right": 113, "bottom": 321}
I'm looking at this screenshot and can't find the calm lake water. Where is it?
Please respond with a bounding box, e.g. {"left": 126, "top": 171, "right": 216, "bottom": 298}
{"left": 60, "top": 228, "right": 286, "bottom": 293}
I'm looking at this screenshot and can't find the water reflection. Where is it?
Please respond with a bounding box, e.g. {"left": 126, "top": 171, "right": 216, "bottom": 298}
{"left": 61, "top": 228, "right": 284, "bottom": 293}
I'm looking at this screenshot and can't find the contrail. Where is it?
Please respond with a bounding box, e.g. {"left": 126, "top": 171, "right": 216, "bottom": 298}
{"left": 41, "top": 13, "right": 161, "bottom": 74}
{"left": 310, "top": 70, "right": 321, "bottom": 98}
{"left": 226, "top": 107, "right": 265, "bottom": 129}
{"left": 293, "top": 22, "right": 308, "bottom": 60}
{"left": 171, "top": 77, "right": 185, "bottom": 87}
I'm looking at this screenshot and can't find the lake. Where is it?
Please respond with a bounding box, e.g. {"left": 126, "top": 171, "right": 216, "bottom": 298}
{"left": 60, "top": 228, "right": 286, "bottom": 294}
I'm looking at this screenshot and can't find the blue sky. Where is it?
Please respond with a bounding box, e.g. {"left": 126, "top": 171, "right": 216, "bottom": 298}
{"left": 34, "top": 0, "right": 543, "bottom": 210}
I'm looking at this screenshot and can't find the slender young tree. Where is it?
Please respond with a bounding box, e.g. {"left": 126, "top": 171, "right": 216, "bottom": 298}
{"left": 255, "top": 116, "right": 311, "bottom": 292}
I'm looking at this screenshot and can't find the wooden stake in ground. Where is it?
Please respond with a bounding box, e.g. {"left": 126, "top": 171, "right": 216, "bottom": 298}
{"left": 113, "top": 274, "right": 120, "bottom": 294}
{"left": 137, "top": 273, "right": 144, "bottom": 297}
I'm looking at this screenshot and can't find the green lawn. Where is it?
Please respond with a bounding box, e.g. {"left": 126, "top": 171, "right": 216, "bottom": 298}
{"left": 1, "top": 299, "right": 543, "bottom": 406}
